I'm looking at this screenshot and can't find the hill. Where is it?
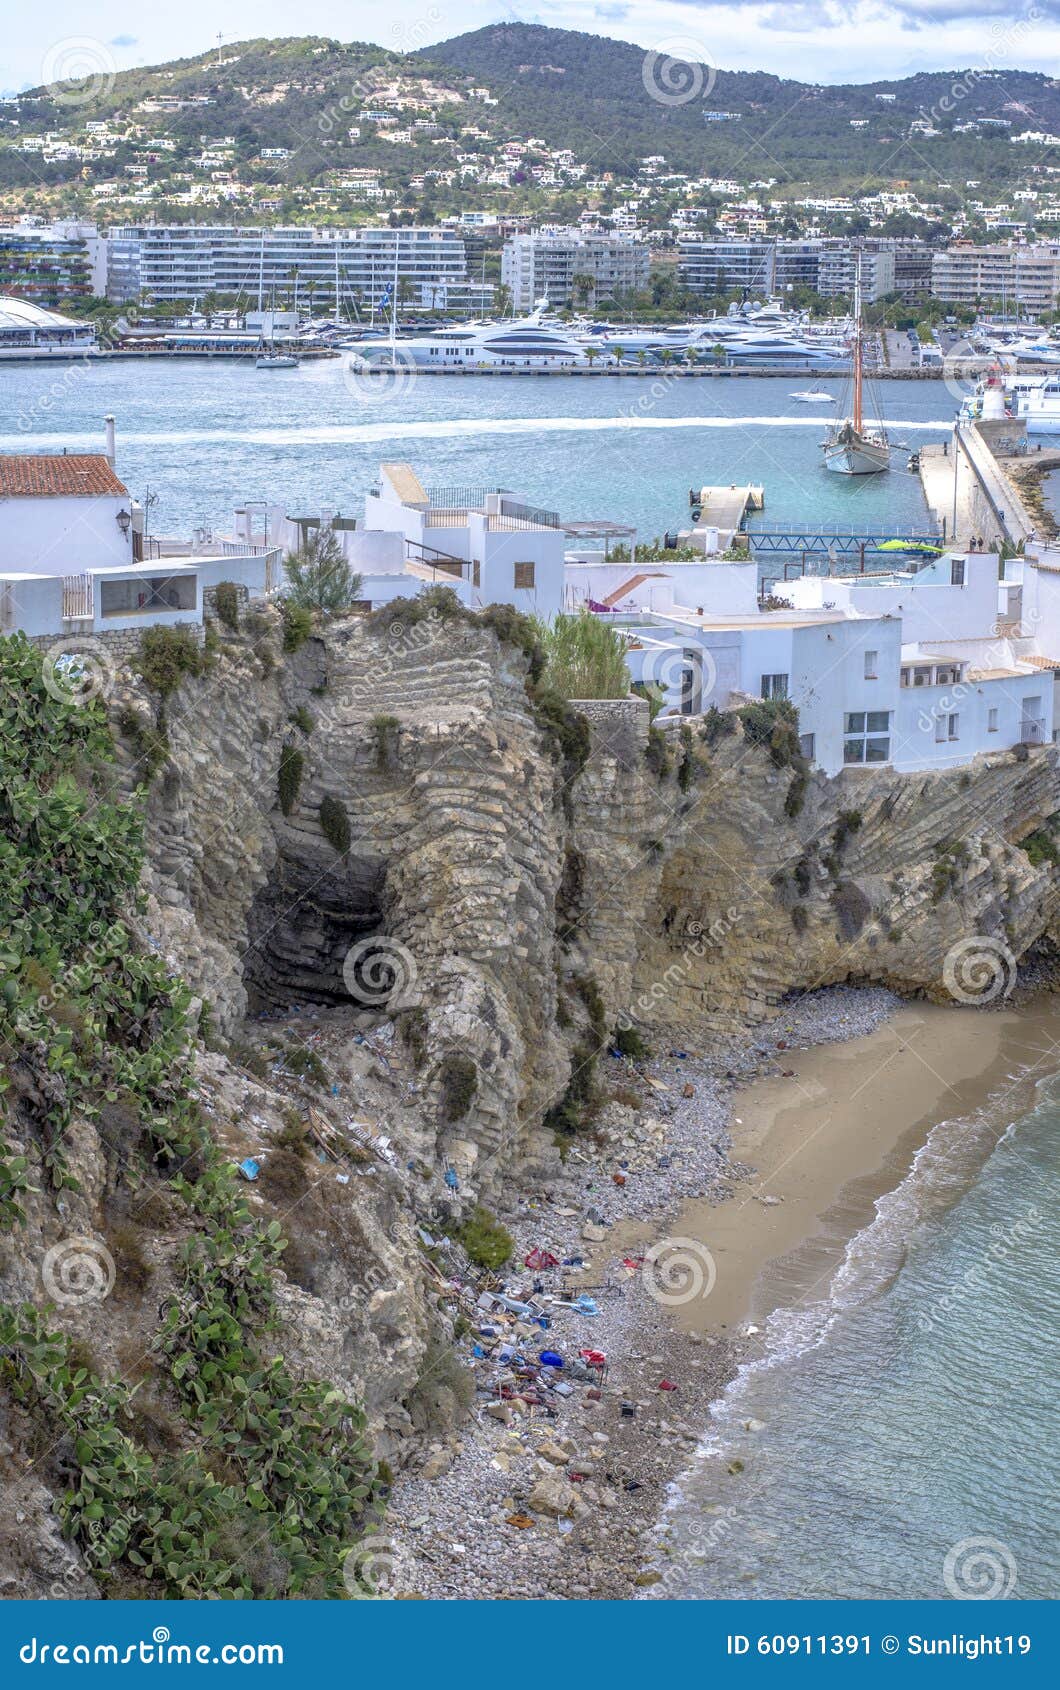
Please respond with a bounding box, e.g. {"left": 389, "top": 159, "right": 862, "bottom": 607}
{"left": 2, "top": 22, "right": 1058, "bottom": 227}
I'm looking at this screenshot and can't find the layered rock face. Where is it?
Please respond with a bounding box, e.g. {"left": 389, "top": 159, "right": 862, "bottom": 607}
{"left": 121, "top": 608, "right": 1060, "bottom": 1187}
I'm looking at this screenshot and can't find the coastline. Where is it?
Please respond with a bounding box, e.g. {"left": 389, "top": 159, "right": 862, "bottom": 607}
{"left": 388, "top": 987, "right": 1060, "bottom": 1599}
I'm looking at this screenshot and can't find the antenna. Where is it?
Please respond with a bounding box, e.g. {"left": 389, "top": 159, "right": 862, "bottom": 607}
{"left": 216, "top": 32, "right": 223, "bottom": 67}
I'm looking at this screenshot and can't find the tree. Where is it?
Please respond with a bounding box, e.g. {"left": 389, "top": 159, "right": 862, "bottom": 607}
{"left": 283, "top": 527, "right": 363, "bottom": 619}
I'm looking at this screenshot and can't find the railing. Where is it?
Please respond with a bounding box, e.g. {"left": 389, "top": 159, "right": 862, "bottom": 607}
{"left": 425, "top": 485, "right": 507, "bottom": 509}
{"left": 61, "top": 575, "right": 94, "bottom": 621}
{"left": 498, "top": 498, "right": 560, "bottom": 530}
{"left": 405, "top": 539, "right": 471, "bottom": 581}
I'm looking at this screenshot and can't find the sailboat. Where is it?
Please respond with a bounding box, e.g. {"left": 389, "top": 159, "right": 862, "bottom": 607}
{"left": 821, "top": 259, "right": 889, "bottom": 476}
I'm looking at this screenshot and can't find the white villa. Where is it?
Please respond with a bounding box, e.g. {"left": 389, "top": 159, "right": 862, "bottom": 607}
{"left": 3, "top": 433, "right": 1059, "bottom": 781}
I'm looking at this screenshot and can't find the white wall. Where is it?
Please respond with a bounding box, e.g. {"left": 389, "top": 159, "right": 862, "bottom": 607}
{"left": 893, "top": 670, "right": 1053, "bottom": 770}
{"left": 780, "top": 554, "right": 998, "bottom": 647}
{"left": 564, "top": 558, "right": 759, "bottom": 618}
{"left": 0, "top": 493, "right": 132, "bottom": 575}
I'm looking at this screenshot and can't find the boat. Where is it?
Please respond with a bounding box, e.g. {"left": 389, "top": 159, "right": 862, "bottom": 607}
{"left": 821, "top": 261, "right": 890, "bottom": 475}
{"left": 255, "top": 351, "right": 298, "bottom": 369}
{"left": 1009, "top": 376, "right": 1060, "bottom": 432}
{"left": 356, "top": 302, "right": 591, "bottom": 369}
{"left": 790, "top": 389, "right": 832, "bottom": 402}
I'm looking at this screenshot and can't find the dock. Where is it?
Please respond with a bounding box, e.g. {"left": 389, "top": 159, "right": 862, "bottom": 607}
{"left": 691, "top": 484, "right": 765, "bottom": 530}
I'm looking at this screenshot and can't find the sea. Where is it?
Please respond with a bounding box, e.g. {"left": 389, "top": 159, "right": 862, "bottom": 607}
{"left": 652, "top": 1074, "right": 1060, "bottom": 1602}
{"left": 0, "top": 359, "right": 960, "bottom": 542}
{"left": 1, "top": 358, "right": 1057, "bottom": 1603}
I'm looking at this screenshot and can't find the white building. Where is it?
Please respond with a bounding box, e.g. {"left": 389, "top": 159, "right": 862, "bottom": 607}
{"left": 0, "top": 297, "right": 97, "bottom": 360}
{"left": 361, "top": 463, "right": 566, "bottom": 618}
{"left": 501, "top": 229, "right": 649, "bottom": 311}
{"left": 105, "top": 225, "right": 475, "bottom": 312}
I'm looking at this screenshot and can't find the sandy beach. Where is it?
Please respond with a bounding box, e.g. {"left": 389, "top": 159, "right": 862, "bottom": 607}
{"left": 666, "top": 999, "right": 1060, "bottom": 1336}
{"left": 390, "top": 989, "right": 1060, "bottom": 1598}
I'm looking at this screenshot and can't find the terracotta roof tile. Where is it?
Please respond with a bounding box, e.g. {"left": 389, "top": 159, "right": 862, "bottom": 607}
{"left": 0, "top": 454, "right": 128, "bottom": 498}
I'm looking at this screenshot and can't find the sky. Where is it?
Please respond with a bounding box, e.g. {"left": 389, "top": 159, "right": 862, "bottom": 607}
{"left": 3, "top": 0, "right": 1058, "bottom": 94}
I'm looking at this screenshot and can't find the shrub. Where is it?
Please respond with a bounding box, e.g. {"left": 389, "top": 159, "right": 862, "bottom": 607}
{"left": 289, "top": 705, "right": 315, "bottom": 735}
{"left": 437, "top": 1053, "right": 478, "bottom": 1122}
{"left": 280, "top": 602, "right": 313, "bottom": 653}
{"left": 738, "top": 696, "right": 802, "bottom": 768}
{"left": 283, "top": 527, "right": 362, "bottom": 619}
{"left": 535, "top": 609, "right": 629, "bottom": 700}
{"left": 784, "top": 770, "right": 808, "bottom": 818}
{"left": 277, "top": 742, "right": 304, "bottom": 816}
{"left": 700, "top": 704, "right": 736, "bottom": 746}
{"left": 137, "top": 625, "right": 203, "bottom": 698}
{"left": 213, "top": 582, "right": 240, "bottom": 632}
{"left": 1022, "top": 823, "right": 1060, "bottom": 868}
{"left": 319, "top": 794, "right": 351, "bottom": 854}
{"left": 832, "top": 809, "right": 863, "bottom": 853}
{"left": 370, "top": 714, "right": 400, "bottom": 772}
{"left": 612, "top": 1025, "right": 651, "bottom": 1062}
{"left": 454, "top": 1205, "right": 513, "bottom": 1273}
{"left": 645, "top": 725, "right": 671, "bottom": 778}
{"left": 531, "top": 685, "right": 591, "bottom": 781}
{"left": 479, "top": 603, "right": 545, "bottom": 682}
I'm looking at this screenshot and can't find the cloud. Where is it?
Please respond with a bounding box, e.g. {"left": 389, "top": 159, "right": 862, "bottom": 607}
{"left": 758, "top": 3, "right": 840, "bottom": 29}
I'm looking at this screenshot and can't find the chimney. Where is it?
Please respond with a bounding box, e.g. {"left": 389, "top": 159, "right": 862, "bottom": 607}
{"left": 104, "top": 414, "right": 116, "bottom": 467}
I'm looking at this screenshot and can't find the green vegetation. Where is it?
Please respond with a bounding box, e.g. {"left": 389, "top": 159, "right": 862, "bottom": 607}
{"left": 737, "top": 696, "right": 802, "bottom": 768}
{"left": 454, "top": 1205, "right": 513, "bottom": 1273}
{"left": 437, "top": 1052, "right": 478, "bottom": 1122}
{"left": 136, "top": 625, "right": 203, "bottom": 698}
{"left": 213, "top": 581, "right": 240, "bottom": 632}
{"left": 117, "top": 706, "right": 169, "bottom": 784}
{"left": 369, "top": 714, "right": 400, "bottom": 773}
{"left": 612, "top": 1025, "right": 651, "bottom": 1062}
{"left": 1021, "top": 819, "right": 1060, "bottom": 868}
{"left": 319, "top": 794, "right": 351, "bottom": 854}
{"left": 283, "top": 528, "right": 363, "bottom": 620}
{"left": 277, "top": 742, "right": 304, "bottom": 816}
{"left": 0, "top": 633, "right": 382, "bottom": 1594}
{"left": 644, "top": 724, "right": 671, "bottom": 778}
{"left": 280, "top": 602, "right": 313, "bottom": 654}
{"left": 289, "top": 704, "right": 315, "bottom": 735}
{"left": 535, "top": 610, "right": 629, "bottom": 701}
{"left": 931, "top": 839, "right": 970, "bottom": 903}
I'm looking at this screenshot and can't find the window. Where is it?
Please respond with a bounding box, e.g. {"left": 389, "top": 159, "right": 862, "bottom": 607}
{"left": 951, "top": 557, "right": 966, "bottom": 587}
{"left": 864, "top": 649, "right": 878, "bottom": 680}
{"left": 761, "top": 672, "right": 788, "bottom": 700}
{"left": 988, "top": 706, "right": 999, "bottom": 732}
{"left": 513, "top": 561, "right": 535, "bottom": 589}
{"left": 844, "top": 710, "right": 891, "bottom": 765}
{"left": 799, "top": 732, "right": 815, "bottom": 762}
{"left": 936, "top": 712, "right": 960, "bottom": 743}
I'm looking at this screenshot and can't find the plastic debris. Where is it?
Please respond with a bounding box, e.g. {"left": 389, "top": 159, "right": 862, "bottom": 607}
{"left": 238, "top": 1158, "right": 260, "bottom": 1181}
{"left": 524, "top": 1247, "right": 560, "bottom": 1271}
{"left": 658, "top": 1379, "right": 678, "bottom": 1391}
{"left": 539, "top": 1350, "right": 564, "bottom": 1369}
{"left": 444, "top": 1168, "right": 460, "bottom": 1190}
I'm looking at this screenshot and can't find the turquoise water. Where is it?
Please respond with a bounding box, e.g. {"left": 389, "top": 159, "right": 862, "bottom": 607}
{"left": 0, "top": 361, "right": 956, "bottom": 541}
{"left": 653, "top": 1075, "right": 1060, "bottom": 1601}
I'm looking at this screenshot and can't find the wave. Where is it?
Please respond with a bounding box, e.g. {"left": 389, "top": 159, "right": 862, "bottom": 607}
{"left": 0, "top": 415, "right": 952, "bottom": 450}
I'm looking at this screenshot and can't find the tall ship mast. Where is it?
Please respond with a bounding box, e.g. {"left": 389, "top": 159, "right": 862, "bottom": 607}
{"left": 821, "top": 256, "right": 890, "bottom": 476}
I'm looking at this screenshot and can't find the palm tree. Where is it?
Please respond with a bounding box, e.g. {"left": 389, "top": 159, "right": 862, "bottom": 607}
{"left": 585, "top": 346, "right": 600, "bottom": 369}
{"left": 610, "top": 344, "right": 625, "bottom": 367}
{"left": 636, "top": 349, "right": 647, "bottom": 369}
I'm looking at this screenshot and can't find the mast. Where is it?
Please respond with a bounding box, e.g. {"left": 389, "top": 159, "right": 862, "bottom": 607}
{"left": 852, "top": 254, "right": 863, "bottom": 435}
{"left": 389, "top": 235, "right": 399, "bottom": 357}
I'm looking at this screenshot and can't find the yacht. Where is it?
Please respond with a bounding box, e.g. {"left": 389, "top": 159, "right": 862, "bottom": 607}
{"left": 355, "top": 305, "right": 590, "bottom": 370}
{"left": 790, "top": 389, "right": 833, "bottom": 402}
{"left": 1009, "top": 377, "right": 1060, "bottom": 431}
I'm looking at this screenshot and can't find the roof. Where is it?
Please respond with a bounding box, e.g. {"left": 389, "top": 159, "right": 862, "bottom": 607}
{"left": 380, "top": 462, "right": 428, "bottom": 506}
{"left": 0, "top": 296, "right": 86, "bottom": 333}
{"left": 0, "top": 454, "right": 128, "bottom": 498}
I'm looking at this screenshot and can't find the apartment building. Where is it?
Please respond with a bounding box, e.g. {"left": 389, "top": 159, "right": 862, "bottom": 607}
{"left": 501, "top": 229, "right": 649, "bottom": 311}
{"left": 105, "top": 225, "right": 471, "bottom": 311}
{"left": 0, "top": 220, "right": 107, "bottom": 305}
{"left": 931, "top": 244, "right": 1060, "bottom": 312}
{"left": 679, "top": 239, "right": 897, "bottom": 302}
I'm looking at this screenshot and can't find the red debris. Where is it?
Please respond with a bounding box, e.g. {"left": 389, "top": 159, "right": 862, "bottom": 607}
{"left": 658, "top": 1379, "right": 679, "bottom": 1391}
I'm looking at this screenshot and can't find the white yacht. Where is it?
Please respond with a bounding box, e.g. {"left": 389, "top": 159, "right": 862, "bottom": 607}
{"left": 355, "top": 306, "right": 590, "bottom": 370}
{"left": 1010, "top": 377, "right": 1060, "bottom": 431}
{"left": 821, "top": 264, "right": 890, "bottom": 475}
